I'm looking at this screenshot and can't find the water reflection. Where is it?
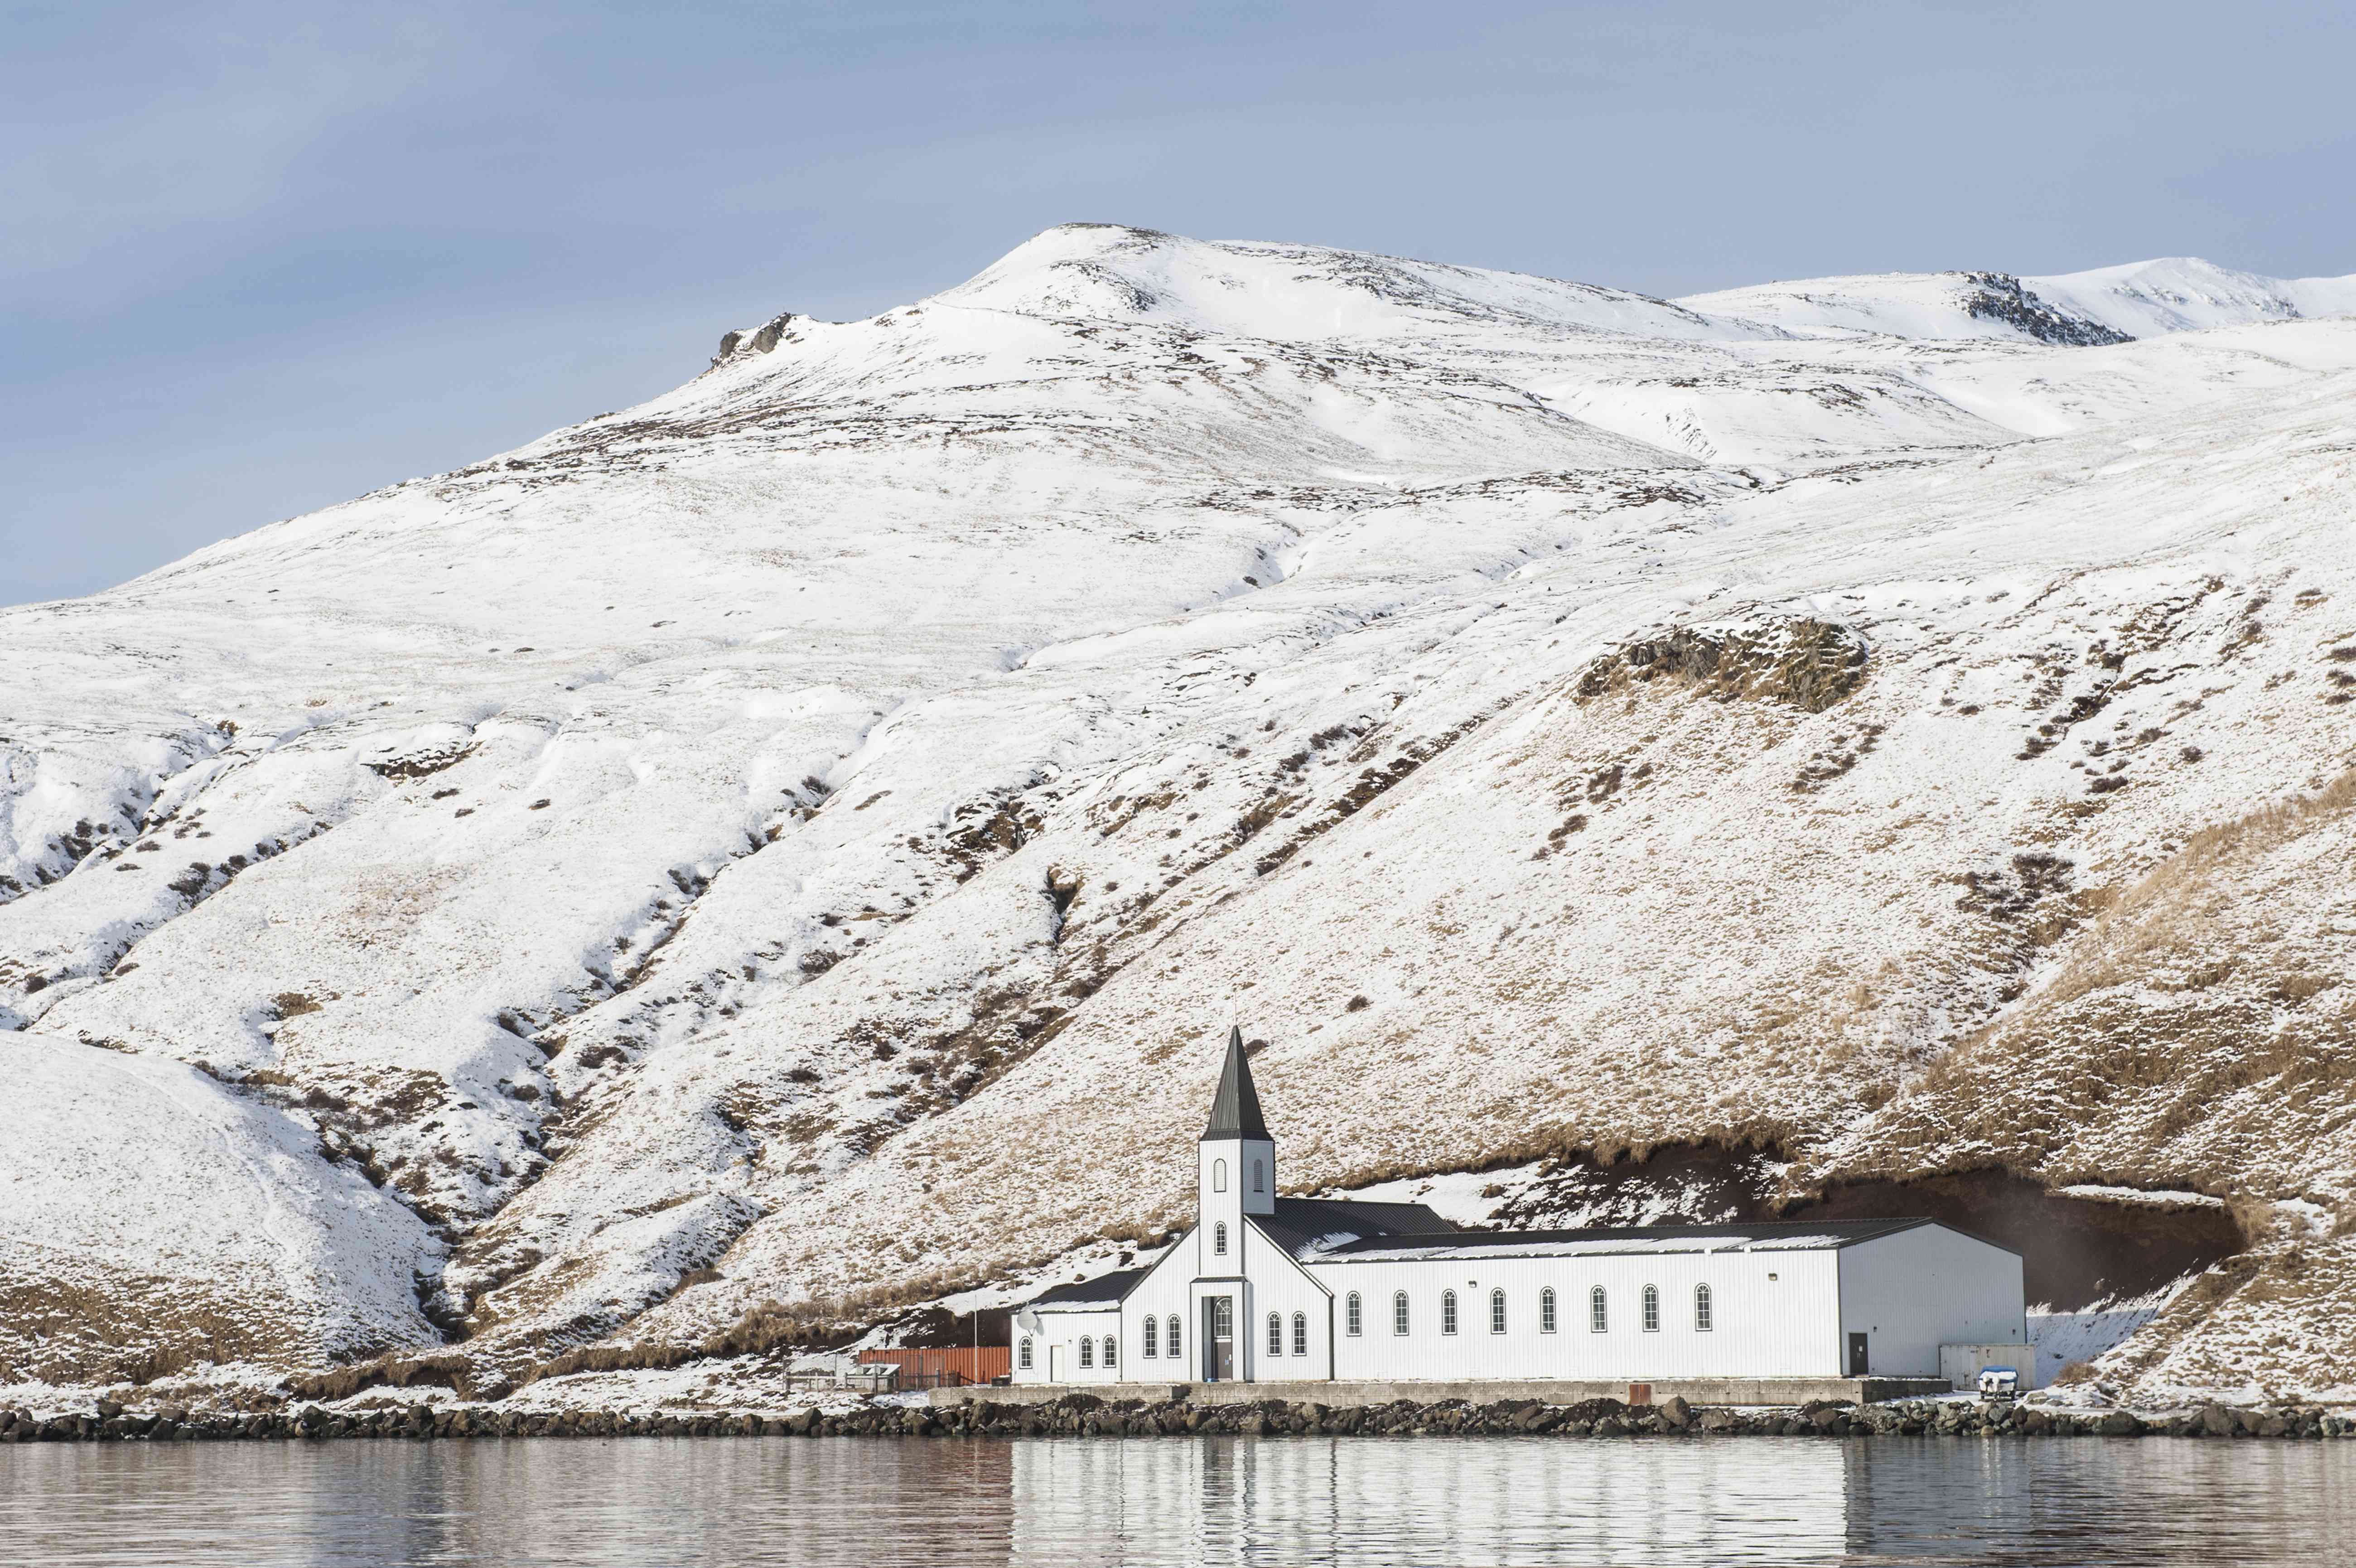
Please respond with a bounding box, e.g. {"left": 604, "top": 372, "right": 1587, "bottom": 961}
{"left": 1012, "top": 1438, "right": 1857, "bottom": 1563}
{"left": 2, "top": 1434, "right": 2345, "bottom": 1566}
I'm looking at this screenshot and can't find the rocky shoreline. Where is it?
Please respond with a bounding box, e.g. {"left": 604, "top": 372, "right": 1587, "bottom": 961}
{"left": 4, "top": 1394, "right": 2350, "bottom": 1444}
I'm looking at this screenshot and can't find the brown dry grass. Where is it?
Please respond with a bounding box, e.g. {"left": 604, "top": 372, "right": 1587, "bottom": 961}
{"left": 2040, "top": 769, "right": 2356, "bottom": 1011}
{"left": 1832, "top": 767, "right": 2356, "bottom": 1184}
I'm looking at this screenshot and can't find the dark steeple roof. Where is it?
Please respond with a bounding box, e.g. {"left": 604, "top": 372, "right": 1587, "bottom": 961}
{"left": 1200, "top": 1025, "right": 1271, "bottom": 1142}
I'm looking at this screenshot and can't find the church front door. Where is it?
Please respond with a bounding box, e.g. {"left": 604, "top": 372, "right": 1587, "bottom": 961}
{"left": 1204, "top": 1295, "right": 1235, "bottom": 1381}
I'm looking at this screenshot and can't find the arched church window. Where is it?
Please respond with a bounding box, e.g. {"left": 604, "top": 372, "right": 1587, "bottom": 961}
{"left": 1589, "top": 1286, "right": 1608, "bottom": 1333}
{"left": 1102, "top": 1336, "right": 1116, "bottom": 1370}
{"left": 1490, "top": 1288, "right": 1507, "bottom": 1334}
{"left": 1695, "top": 1283, "right": 1714, "bottom": 1332}
{"left": 1214, "top": 1222, "right": 1228, "bottom": 1256}
{"left": 1019, "top": 1337, "right": 1034, "bottom": 1370}
{"left": 1267, "top": 1312, "right": 1283, "bottom": 1355}
{"left": 1212, "top": 1297, "right": 1232, "bottom": 1340}
{"left": 1540, "top": 1287, "right": 1557, "bottom": 1334}
{"left": 1441, "top": 1289, "right": 1458, "bottom": 1335}
{"left": 1079, "top": 1336, "right": 1094, "bottom": 1369}
{"left": 1346, "top": 1292, "right": 1363, "bottom": 1336}
{"left": 1143, "top": 1316, "right": 1158, "bottom": 1357}
{"left": 1393, "top": 1291, "right": 1410, "bottom": 1335}
{"left": 1213, "top": 1159, "right": 1227, "bottom": 1192}
{"left": 1292, "top": 1312, "right": 1308, "bottom": 1356}
{"left": 1167, "top": 1315, "right": 1182, "bottom": 1359}
{"left": 1642, "top": 1284, "right": 1661, "bottom": 1332}
{"left": 1252, "top": 1158, "right": 1264, "bottom": 1193}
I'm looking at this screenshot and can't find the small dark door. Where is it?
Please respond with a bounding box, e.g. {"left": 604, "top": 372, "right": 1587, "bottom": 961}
{"left": 1847, "top": 1332, "right": 1870, "bottom": 1376}
{"left": 1205, "top": 1296, "right": 1235, "bottom": 1381}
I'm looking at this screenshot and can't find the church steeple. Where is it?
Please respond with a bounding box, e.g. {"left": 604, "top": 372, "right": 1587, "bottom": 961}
{"left": 1197, "top": 1026, "right": 1276, "bottom": 1247}
{"left": 1201, "top": 1025, "right": 1270, "bottom": 1142}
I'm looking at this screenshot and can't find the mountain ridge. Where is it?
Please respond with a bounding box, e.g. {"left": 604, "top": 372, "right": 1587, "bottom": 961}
{"left": 3, "top": 224, "right": 2353, "bottom": 1407}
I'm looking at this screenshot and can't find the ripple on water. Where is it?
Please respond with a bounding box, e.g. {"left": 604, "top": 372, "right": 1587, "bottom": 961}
{"left": 1, "top": 1435, "right": 2347, "bottom": 1567}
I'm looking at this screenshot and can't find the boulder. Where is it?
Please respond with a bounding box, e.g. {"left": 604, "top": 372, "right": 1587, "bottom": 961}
{"left": 1657, "top": 1396, "right": 1693, "bottom": 1429}
{"left": 2095, "top": 1412, "right": 2141, "bottom": 1437}
{"left": 2197, "top": 1404, "right": 2240, "bottom": 1438}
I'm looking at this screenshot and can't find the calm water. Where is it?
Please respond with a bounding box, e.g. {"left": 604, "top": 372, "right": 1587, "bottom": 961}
{"left": 3, "top": 1435, "right": 2348, "bottom": 1566}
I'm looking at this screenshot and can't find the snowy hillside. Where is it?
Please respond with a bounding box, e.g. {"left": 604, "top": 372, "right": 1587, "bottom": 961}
{"left": 4, "top": 225, "right": 2353, "bottom": 1406}
{"left": 2027, "top": 257, "right": 2356, "bottom": 339}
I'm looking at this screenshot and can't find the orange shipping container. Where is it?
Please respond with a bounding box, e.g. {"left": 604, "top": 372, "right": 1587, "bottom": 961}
{"left": 856, "top": 1346, "right": 1010, "bottom": 1384}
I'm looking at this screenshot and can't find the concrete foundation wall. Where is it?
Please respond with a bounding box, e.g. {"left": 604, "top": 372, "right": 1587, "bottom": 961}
{"left": 926, "top": 1375, "right": 1952, "bottom": 1411}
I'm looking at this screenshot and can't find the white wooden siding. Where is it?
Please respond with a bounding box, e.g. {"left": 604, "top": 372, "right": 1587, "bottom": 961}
{"left": 1016, "top": 1219, "right": 2023, "bottom": 1388}
{"left": 1019, "top": 1305, "right": 1122, "bottom": 1384}
{"left": 1122, "top": 1224, "right": 1212, "bottom": 1381}
{"left": 1311, "top": 1250, "right": 1843, "bottom": 1381}
{"left": 1233, "top": 1216, "right": 1332, "bottom": 1383}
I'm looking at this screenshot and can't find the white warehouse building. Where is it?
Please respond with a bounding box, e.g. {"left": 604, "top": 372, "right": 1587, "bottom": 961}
{"left": 1014, "top": 1029, "right": 2027, "bottom": 1389}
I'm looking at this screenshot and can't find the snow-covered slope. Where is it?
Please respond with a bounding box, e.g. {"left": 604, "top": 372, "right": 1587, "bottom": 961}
{"left": 2026, "top": 256, "right": 2356, "bottom": 338}
{"left": 1680, "top": 256, "right": 2356, "bottom": 347}
{"left": 5, "top": 225, "right": 2354, "bottom": 1404}
{"left": 1675, "top": 270, "right": 2129, "bottom": 345}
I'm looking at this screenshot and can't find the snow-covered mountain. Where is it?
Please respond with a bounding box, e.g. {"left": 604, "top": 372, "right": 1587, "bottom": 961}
{"left": 2028, "top": 256, "right": 2356, "bottom": 338}
{"left": 1679, "top": 254, "right": 2356, "bottom": 345}
{"left": 4, "top": 226, "right": 2353, "bottom": 1406}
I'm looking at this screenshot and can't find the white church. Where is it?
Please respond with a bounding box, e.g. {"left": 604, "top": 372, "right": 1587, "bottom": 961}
{"left": 1013, "top": 1028, "right": 2027, "bottom": 1388}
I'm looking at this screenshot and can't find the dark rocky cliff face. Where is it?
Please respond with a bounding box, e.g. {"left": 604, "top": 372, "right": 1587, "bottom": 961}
{"left": 1955, "top": 272, "right": 2134, "bottom": 346}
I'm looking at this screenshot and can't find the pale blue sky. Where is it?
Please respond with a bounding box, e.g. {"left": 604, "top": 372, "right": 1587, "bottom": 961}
{"left": 6, "top": 0, "right": 2352, "bottom": 606}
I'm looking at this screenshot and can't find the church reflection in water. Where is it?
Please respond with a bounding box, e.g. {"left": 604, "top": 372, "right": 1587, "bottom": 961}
{"left": 1010, "top": 1435, "right": 1847, "bottom": 1565}
{"left": 2, "top": 1423, "right": 2342, "bottom": 1567}
{"left": 1001, "top": 1432, "right": 2326, "bottom": 1567}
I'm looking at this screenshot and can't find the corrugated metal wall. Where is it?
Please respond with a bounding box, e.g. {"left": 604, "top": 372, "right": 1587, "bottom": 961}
{"left": 1839, "top": 1226, "right": 2028, "bottom": 1376}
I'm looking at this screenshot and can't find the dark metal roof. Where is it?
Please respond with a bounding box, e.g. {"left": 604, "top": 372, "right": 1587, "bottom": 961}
{"left": 1255, "top": 1196, "right": 1458, "bottom": 1260}
{"left": 1028, "top": 1268, "right": 1148, "bottom": 1309}
{"left": 1309, "top": 1217, "right": 1982, "bottom": 1260}
{"left": 1200, "top": 1025, "right": 1270, "bottom": 1142}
